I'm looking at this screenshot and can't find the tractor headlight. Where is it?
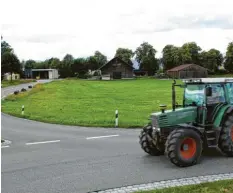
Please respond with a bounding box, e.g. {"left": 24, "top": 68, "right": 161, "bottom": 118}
{"left": 153, "top": 127, "right": 160, "bottom": 132}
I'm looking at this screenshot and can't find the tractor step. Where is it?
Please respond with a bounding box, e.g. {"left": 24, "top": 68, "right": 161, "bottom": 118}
{"left": 205, "top": 130, "right": 215, "bottom": 134}
{"left": 207, "top": 137, "right": 216, "bottom": 141}
{"left": 208, "top": 145, "right": 218, "bottom": 148}
{"left": 204, "top": 126, "right": 217, "bottom": 147}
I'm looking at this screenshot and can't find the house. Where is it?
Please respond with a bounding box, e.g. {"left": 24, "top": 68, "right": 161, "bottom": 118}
{"left": 166, "top": 64, "right": 208, "bottom": 79}
{"left": 98, "top": 57, "right": 134, "bottom": 80}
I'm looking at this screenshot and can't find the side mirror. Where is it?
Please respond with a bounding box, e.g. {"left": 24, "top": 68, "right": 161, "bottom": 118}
{"left": 206, "top": 87, "right": 212, "bottom": 97}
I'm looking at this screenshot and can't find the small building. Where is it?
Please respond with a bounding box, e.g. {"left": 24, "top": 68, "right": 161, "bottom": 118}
{"left": 30, "top": 69, "right": 59, "bottom": 79}
{"left": 166, "top": 64, "right": 208, "bottom": 79}
{"left": 3, "top": 73, "right": 20, "bottom": 80}
{"left": 98, "top": 57, "right": 134, "bottom": 80}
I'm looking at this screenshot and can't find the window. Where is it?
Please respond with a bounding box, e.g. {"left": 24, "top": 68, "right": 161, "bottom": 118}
{"left": 206, "top": 84, "right": 226, "bottom": 105}
{"left": 184, "top": 85, "right": 205, "bottom": 106}
{"left": 226, "top": 83, "right": 233, "bottom": 104}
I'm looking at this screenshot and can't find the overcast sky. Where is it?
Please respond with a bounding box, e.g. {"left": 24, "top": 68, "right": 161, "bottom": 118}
{"left": 1, "top": 0, "right": 233, "bottom": 61}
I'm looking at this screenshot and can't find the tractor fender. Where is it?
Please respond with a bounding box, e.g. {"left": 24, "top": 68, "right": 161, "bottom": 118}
{"left": 213, "top": 106, "right": 233, "bottom": 144}
{"left": 213, "top": 105, "right": 233, "bottom": 128}
{"left": 178, "top": 123, "right": 204, "bottom": 136}
{"left": 225, "top": 106, "right": 233, "bottom": 115}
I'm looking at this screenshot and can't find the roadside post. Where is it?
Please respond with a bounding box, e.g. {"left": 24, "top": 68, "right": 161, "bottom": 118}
{"left": 22, "top": 105, "right": 24, "bottom": 115}
{"left": 115, "top": 110, "right": 118, "bottom": 127}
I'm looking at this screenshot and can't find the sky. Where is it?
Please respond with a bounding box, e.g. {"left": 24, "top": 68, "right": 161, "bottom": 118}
{"left": 1, "top": 0, "right": 233, "bottom": 61}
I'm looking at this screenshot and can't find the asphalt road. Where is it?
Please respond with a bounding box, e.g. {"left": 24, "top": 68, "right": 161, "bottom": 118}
{"left": 1, "top": 82, "right": 233, "bottom": 193}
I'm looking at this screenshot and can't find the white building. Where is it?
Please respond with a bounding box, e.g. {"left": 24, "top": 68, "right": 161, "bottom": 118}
{"left": 3, "top": 73, "right": 20, "bottom": 80}
{"left": 31, "top": 69, "right": 59, "bottom": 79}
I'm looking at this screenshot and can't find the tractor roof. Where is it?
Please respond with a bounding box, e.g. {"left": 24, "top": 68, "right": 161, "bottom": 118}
{"left": 183, "top": 78, "right": 233, "bottom": 84}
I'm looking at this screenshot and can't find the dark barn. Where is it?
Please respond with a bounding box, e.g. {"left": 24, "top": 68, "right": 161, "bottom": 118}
{"left": 99, "top": 57, "right": 134, "bottom": 79}
{"left": 166, "top": 64, "right": 208, "bottom": 79}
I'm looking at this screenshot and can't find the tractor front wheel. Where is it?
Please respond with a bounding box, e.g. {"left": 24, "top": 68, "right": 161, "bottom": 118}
{"left": 219, "top": 113, "right": 233, "bottom": 157}
{"left": 165, "top": 129, "right": 203, "bottom": 167}
{"left": 139, "top": 125, "right": 164, "bottom": 156}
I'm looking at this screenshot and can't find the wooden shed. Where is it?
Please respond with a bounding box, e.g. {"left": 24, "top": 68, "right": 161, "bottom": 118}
{"left": 166, "top": 64, "right": 208, "bottom": 79}
{"left": 99, "top": 57, "right": 134, "bottom": 79}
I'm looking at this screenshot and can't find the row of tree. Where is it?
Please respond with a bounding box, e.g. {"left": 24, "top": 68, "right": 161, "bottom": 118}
{"left": 1, "top": 36, "right": 233, "bottom": 79}
{"left": 161, "top": 42, "right": 233, "bottom": 73}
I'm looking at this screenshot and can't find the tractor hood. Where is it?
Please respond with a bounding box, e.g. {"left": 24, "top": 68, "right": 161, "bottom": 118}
{"left": 150, "top": 106, "right": 197, "bottom": 128}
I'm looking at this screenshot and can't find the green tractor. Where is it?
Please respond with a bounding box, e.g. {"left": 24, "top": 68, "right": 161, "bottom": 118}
{"left": 139, "top": 78, "right": 233, "bottom": 167}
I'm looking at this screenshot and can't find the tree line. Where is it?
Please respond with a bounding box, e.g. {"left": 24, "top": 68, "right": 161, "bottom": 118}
{"left": 1, "top": 36, "right": 233, "bottom": 79}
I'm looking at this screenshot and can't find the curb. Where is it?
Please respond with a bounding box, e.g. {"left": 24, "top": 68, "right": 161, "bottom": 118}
{"left": 90, "top": 173, "right": 233, "bottom": 193}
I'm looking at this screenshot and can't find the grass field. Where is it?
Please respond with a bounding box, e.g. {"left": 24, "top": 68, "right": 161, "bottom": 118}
{"left": 1, "top": 79, "right": 184, "bottom": 128}
{"left": 1, "top": 79, "right": 36, "bottom": 88}
{"left": 136, "top": 179, "right": 233, "bottom": 193}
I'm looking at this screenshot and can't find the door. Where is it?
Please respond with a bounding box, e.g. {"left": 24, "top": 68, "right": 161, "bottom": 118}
{"left": 113, "top": 72, "right": 122, "bottom": 79}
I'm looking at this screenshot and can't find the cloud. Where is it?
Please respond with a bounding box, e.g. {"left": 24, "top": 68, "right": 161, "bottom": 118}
{"left": 168, "top": 15, "right": 233, "bottom": 30}
{"left": 23, "top": 34, "right": 76, "bottom": 44}
{"left": 1, "top": 0, "right": 233, "bottom": 61}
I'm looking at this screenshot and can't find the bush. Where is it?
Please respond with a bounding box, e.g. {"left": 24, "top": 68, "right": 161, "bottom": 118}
{"left": 21, "top": 88, "right": 27, "bottom": 92}
{"left": 14, "top": 90, "right": 19, "bottom": 95}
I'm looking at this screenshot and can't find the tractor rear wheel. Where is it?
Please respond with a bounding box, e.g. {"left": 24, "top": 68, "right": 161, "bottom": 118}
{"left": 219, "top": 113, "right": 233, "bottom": 157}
{"left": 139, "top": 125, "right": 164, "bottom": 156}
{"left": 165, "top": 129, "right": 203, "bottom": 167}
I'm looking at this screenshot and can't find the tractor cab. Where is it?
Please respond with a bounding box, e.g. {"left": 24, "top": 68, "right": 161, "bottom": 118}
{"left": 182, "top": 78, "right": 233, "bottom": 124}
{"left": 139, "top": 78, "right": 233, "bottom": 168}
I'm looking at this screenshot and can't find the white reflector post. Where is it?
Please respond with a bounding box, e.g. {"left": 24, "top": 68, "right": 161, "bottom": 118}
{"left": 22, "top": 105, "right": 24, "bottom": 115}
{"left": 115, "top": 110, "right": 118, "bottom": 127}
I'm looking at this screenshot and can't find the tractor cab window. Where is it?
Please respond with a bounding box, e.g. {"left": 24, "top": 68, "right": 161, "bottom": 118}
{"left": 226, "top": 83, "right": 233, "bottom": 104}
{"left": 184, "top": 85, "right": 205, "bottom": 106}
{"left": 206, "top": 84, "right": 226, "bottom": 105}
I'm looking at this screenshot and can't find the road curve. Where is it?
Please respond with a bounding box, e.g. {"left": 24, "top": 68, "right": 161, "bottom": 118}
{"left": 1, "top": 82, "right": 233, "bottom": 193}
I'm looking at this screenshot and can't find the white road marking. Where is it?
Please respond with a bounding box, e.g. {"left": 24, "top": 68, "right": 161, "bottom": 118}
{"left": 86, "top": 134, "right": 119, "bottom": 140}
{"left": 1, "top": 145, "right": 10, "bottom": 148}
{"left": 26, "top": 140, "right": 61, "bottom": 145}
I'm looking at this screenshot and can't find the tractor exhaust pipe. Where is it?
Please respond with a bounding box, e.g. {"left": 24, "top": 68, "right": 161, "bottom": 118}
{"left": 172, "top": 80, "right": 176, "bottom": 111}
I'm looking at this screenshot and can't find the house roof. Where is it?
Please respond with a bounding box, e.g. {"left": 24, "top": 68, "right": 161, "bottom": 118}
{"left": 167, "top": 64, "right": 207, "bottom": 72}
{"left": 98, "top": 57, "right": 135, "bottom": 70}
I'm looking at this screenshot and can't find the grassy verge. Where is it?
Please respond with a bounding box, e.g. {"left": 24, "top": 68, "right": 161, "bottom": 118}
{"left": 1, "top": 79, "right": 183, "bottom": 128}
{"left": 136, "top": 179, "right": 233, "bottom": 193}
{"left": 1, "top": 79, "right": 36, "bottom": 88}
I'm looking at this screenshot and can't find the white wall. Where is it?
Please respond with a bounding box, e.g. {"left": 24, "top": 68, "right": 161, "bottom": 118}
{"left": 48, "top": 71, "right": 52, "bottom": 79}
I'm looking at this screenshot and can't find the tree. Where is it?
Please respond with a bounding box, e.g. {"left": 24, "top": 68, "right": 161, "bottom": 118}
{"left": 161, "top": 45, "right": 182, "bottom": 71}
{"left": 93, "top": 51, "right": 107, "bottom": 68}
{"left": 86, "top": 56, "right": 98, "bottom": 70}
{"left": 25, "top": 59, "right": 36, "bottom": 69}
{"left": 72, "top": 58, "right": 88, "bottom": 77}
{"left": 1, "top": 37, "right": 13, "bottom": 56}
{"left": 135, "top": 42, "right": 158, "bottom": 75}
{"left": 50, "top": 58, "right": 61, "bottom": 69}
{"left": 224, "top": 42, "right": 233, "bottom": 73}
{"left": 1, "top": 52, "right": 21, "bottom": 81}
{"left": 200, "top": 49, "right": 223, "bottom": 73}
{"left": 115, "top": 48, "right": 134, "bottom": 65}
{"left": 85, "top": 51, "right": 108, "bottom": 70}
{"left": 180, "top": 42, "right": 202, "bottom": 64}
{"left": 59, "top": 54, "right": 74, "bottom": 78}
